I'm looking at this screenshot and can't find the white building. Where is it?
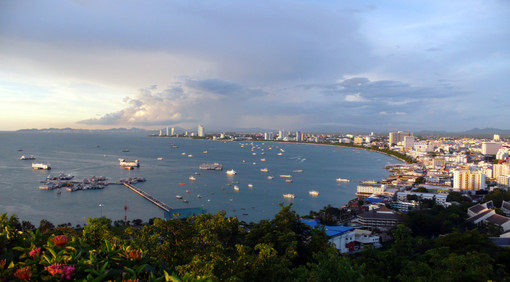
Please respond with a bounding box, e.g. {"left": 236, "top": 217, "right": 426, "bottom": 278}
{"left": 403, "top": 136, "right": 415, "bottom": 149}
{"left": 171, "top": 127, "right": 175, "bottom": 136}
{"left": 482, "top": 142, "right": 502, "bottom": 155}
{"left": 198, "top": 124, "right": 205, "bottom": 137}
{"left": 264, "top": 132, "right": 274, "bottom": 140}
{"left": 453, "top": 170, "right": 486, "bottom": 191}
{"left": 356, "top": 183, "right": 386, "bottom": 197}
{"left": 296, "top": 131, "right": 303, "bottom": 142}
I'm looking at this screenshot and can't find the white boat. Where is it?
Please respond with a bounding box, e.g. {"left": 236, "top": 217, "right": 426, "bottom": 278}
{"left": 267, "top": 176, "right": 274, "bottom": 180}
{"left": 226, "top": 169, "right": 237, "bottom": 175}
{"left": 119, "top": 159, "right": 140, "bottom": 167}
{"left": 293, "top": 170, "right": 303, "bottom": 173}
{"left": 260, "top": 168, "right": 269, "bottom": 173}
{"left": 336, "top": 178, "right": 350, "bottom": 182}
{"left": 176, "top": 195, "right": 183, "bottom": 199}
{"left": 283, "top": 193, "right": 295, "bottom": 199}
{"left": 277, "top": 152, "right": 283, "bottom": 156}
{"left": 189, "top": 176, "right": 196, "bottom": 181}
{"left": 32, "top": 162, "right": 51, "bottom": 170}
{"left": 309, "top": 190, "right": 319, "bottom": 197}
{"left": 234, "top": 185, "right": 240, "bottom": 191}
{"left": 260, "top": 158, "right": 266, "bottom": 162}
{"left": 20, "top": 155, "right": 36, "bottom": 160}
{"left": 279, "top": 174, "right": 292, "bottom": 178}
{"left": 200, "top": 163, "right": 223, "bottom": 170}
{"left": 248, "top": 184, "right": 253, "bottom": 188}
{"left": 157, "top": 157, "right": 164, "bottom": 161}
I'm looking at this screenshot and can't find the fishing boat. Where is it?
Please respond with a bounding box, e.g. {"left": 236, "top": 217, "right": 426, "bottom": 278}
{"left": 336, "top": 178, "right": 350, "bottom": 182}
{"left": 260, "top": 168, "right": 269, "bottom": 173}
{"left": 283, "top": 194, "right": 295, "bottom": 199}
{"left": 20, "top": 155, "right": 36, "bottom": 160}
{"left": 176, "top": 195, "right": 183, "bottom": 199}
{"left": 32, "top": 162, "right": 51, "bottom": 170}
{"left": 189, "top": 176, "right": 196, "bottom": 181}
{"left": 309, "top": 190, "right": 319, "bottom": 197}
{"left": 226, "top": 169, "right": 237, "bottom": 175}
{"left": 119, "top": 159, "right": 140, "bottom": 167}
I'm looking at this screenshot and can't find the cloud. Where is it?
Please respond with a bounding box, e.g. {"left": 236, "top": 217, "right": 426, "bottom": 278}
{"left": 345, "top": 93, "right": 368, "bottom": 102}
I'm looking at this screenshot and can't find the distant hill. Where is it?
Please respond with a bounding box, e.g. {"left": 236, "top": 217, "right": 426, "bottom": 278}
{"left": 16, "top": 127, "right": 148, "bottom": 133}
{"left": 416, "top": 128, "right": 510, "bottom": 137}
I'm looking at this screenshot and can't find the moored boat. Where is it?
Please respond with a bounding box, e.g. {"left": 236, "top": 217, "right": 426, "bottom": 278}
{"left": 119, "top": 159, "right": 140, "bottom": 167}
{"left": 20, "top": 155, "right": 36, "bottom": 160}
{"left": 283, "top": 193, "right": 295, "bottom": 199}
{"left": 32, "top": 162, "right": 51, "bottom": 170}
{"left": 189, "top": 176, "right": 196, "bottom": 181}
{"left": 176, "top": 195, "right": 183, "bottom": 199}
{"left": 336, "top": 178, "right": 350, "bottom": 182}
{"left": 285, "top": 179, "right": 294, "bottom": 183}
{"left": 260, "top": 168, "right": 269, "bottom": 173}
{"left": 309, "top": 190, "right": 319, "bottom": 197}
{"left": 226, "top": 169, "right": 237, "bottom": 175}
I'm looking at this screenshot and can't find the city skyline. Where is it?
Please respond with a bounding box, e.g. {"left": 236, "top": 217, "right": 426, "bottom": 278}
{"left": 1, "top": 1, "right": 509, "bottom": 131}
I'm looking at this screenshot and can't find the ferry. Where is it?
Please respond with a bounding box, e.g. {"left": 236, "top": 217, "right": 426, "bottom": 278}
{"left": 226, "top": 169, "right": 237, "bottom": 175}
{"left": 336, "top": 178, "right": 350, "bottom": 182}
{"left": 32, "top": 162, "right": 51, "bottom": 170}
{"left": 119, "top": 159, "right": 140, "bottom": 167}
{"left": 20, "top": 155, "right": 36, "bottom": 160}
{"left": 309, "top": 190, "right": 319, "bottom": 197}
{"left": 283, "top": 193, "right": 295, "bottom": 199}
{"left": 199, "top": 163, "right": 223, "bottom": 170}
{"left": 260, "top": 168, "right": 269, "bottom": 173}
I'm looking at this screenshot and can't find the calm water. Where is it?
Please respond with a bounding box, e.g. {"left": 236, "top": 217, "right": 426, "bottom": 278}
{"left": 0, "top": 132, "right": 401, "bottom": 225}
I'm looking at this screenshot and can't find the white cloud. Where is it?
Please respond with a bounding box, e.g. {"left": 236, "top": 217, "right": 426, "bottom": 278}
{"left": 345, "top": 93, "right": 368, "bottom": 102}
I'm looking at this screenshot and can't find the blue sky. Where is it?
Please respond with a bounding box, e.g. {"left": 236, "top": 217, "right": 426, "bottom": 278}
{"left": 0, "top": 0, "right": 509, "bottom": 132}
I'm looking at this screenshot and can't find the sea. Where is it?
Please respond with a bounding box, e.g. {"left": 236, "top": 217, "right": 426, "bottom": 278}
{"left": 0, "top": 132, "right": 402, "bottom": 226}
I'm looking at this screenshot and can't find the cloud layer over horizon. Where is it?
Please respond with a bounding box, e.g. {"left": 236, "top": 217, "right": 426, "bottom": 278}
{"left": 1, "top": 0, "right": 509, "bottom": 131}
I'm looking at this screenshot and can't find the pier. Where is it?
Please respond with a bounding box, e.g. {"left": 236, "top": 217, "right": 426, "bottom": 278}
{"left": 123, "top": 183, "right": 171, "bottom": 212}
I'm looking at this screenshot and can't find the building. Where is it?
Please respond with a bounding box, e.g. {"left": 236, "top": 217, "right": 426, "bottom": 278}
{"left": 356, "top": 206, "right": 401, "bottom": 229}
{"left": 300, "top": 219, "right": 355, "bottom": 253}
{"left": 403, "top": 136, "right": 415, "bottom": 149}
{"left": 354, "top": 137, "right": 363, "bottom": 145}
{"left": 482, "top": 142, "right": 502, "bottom": 155}
{"left": 296, "top": 131, "right": 303, "bottom": 142}
{"left": 171, "top": 127, "right": 175, "bottom": 136}
{"left": 356, "top": 183, "right": 386, "bottom": 197}
{"left": 453, "top": 169, "right": 486, "bottom": 191}
{"left": 264, "top": 132, "right": 274, "bottom": 140}
{"left": 389, "top": 132, "right": 398, "bottom": 146}
{"left": 467, "top": 201, "right": 510, "bottom": 232}
{"left": 198, "top": 124, "right": 205, "bottom": 137}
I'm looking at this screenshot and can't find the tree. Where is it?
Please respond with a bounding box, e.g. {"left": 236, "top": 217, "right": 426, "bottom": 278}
{"left": 415, "top": 186, "right": 428, "bottom": 193}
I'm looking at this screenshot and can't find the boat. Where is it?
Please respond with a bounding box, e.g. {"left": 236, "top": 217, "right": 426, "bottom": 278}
{"left": 178, "top": 183, "right": 185, "bottom": 186}
{"left": 336, "top": 178, "right": 350, "bottom": 182}
{"left": 188, "top": 154, "right": 193, "bottom": 158}
{"left": 189, "top": 176, "right": 196, "bottom": 181}
{"left": 183, "top": 199, "right": 190, "bottom": 203}
{"left": 203, "top": 150, "right": 208, "bottom": 154}
{"left": 260, "top": 158, "right": 266, "bottom": 162}
{"left": 122, "top": 149, "right": 130, "bottom": 152}
{"left": 285, "top": 179, "right": 294, "bottom": 183}
{"left": 176, "top": 195, "right": 183, "bottom": 199}
{"left": 185, "top": 190, "right": 190, "bottom": 193}
{"left": 260, "top": 168, "right": 269, "bottom": 173}
{"left": 197, "top": 194, "right": 202, "bottom": 198}
{"left": 20, "top": 155, "right": 36, "bottom": 160}
{"left": 248, "top": 184, "right": 253, "bottom": 188}
{"left": 293, "top": 170, "right": 303, "bottom": 173}
{"left": 226, "top": 169, "right": 237, "bottom": 175}
{"left": 277, "top": 152, "right": 283, "bottom": 156}
{"left": 234, "top": 185, "right": 240, "bottom": 191}
{"left": 157, "top": 157, "right": 164, "bottom": 161}
{"left": 119, "top": 159, "right": 140, "bottom": 167}
{"left": 267, "top": 176, "right": 274, "bottom": 180}
{"left": 280, "top": 175, "right": 292, "bottom": 178}
{"left": 39, "top": 183, "right": 55, "bottom": 190}
{"left": 199, "top": 163, "right": 223, "bottom": 170}
{"left": 309, "top": 190, "right": 319, "bottom": 197}
{"left": 283, "top": 194, "right": 295, "bottom": 199}
{"left": 32, "top": 162, "right": 51, "bottom": 170}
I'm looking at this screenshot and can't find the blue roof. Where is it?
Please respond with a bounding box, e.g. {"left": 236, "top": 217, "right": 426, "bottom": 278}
{"left": 366, "top": 197, "right": 384, "bottom": 203}
{"left": 300, "top": 219, "right": 353, "bottom": 237}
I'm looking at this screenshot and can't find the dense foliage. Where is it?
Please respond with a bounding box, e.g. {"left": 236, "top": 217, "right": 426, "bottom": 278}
{"left": 1, "top": 203, "right": 509, "bottom": 281}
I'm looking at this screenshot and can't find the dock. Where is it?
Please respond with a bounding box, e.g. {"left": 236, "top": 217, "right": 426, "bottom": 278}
{"left": 123, "top": 183, "right": 171, "bottom": 212}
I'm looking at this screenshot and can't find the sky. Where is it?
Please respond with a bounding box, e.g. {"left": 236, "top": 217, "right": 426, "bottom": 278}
{"left": 0, "top": 0, "right": 509, "bottom": 132}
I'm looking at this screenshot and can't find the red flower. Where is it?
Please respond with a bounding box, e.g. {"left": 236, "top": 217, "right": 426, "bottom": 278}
{"left": 61, "top": 265, "right": 75, "bottom": 280}
{"left": 50, "top": 235, "right": 68, "bottom": 246}
{"left": 46, "top": 263, "right": 64, "bottom": 276}
{"left": 29, "top": 247, "right": 41, "bottom": 258}
{"left": 0, "top": 259, "right": 6, "bottom": 269}
{"left": 123, "top": 249, "right": 143, "bottom": 261}
{"left": 14, "top": 266, "right": 31, "bottom": 280}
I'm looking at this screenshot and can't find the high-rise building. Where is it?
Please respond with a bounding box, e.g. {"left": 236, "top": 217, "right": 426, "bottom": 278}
{"left": 389, "top": 132, "right": 397, "bottom": 146}
{"left": 198, "top": 124, "right": 205, "bottom": 137}
{"left": 403, "top": 136, "right": 415, "bottom": 148}
{"left": 453, "top": 170, "right": 486, "bottom": 191}
{"left": 159, "top": 129, "right": 163, "bottom": 136}
{"left": 166, "top": 127, "right": 169, "bottom": 136}
{"left": 171, "top": 127, "right": 175, "bottom": 136}
{"left": 482, "top": 142, "right": 502, "bottom": 155}
{"left": 278, "top": 130, "right": 286, "bottom": 140}
{"left": 296, "top": 131, "right": 302, "bottom": 142}
{"left": 264, "top": 132, "right": 274, "bottom": 140}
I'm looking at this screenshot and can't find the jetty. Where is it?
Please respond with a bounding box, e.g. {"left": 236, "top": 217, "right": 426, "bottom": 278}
{"left": 123, "top": 183, "right": 170, "bottom": 212}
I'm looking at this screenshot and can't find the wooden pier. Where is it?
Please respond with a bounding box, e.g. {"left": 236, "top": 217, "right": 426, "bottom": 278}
{"left": 123, "top": 183, "right": 171, "bottom": 212}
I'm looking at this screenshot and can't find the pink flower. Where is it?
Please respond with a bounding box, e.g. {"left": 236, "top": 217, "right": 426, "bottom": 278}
{"left": 61, "top": 265, "right": 75, "bottom": 280}
{"left": 29, "top": 247, "right": 41, "bottom": 258}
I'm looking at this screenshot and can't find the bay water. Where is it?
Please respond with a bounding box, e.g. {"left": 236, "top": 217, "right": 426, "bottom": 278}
{"left": 0, "top": 132, "right": 401, "bottom": 226}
